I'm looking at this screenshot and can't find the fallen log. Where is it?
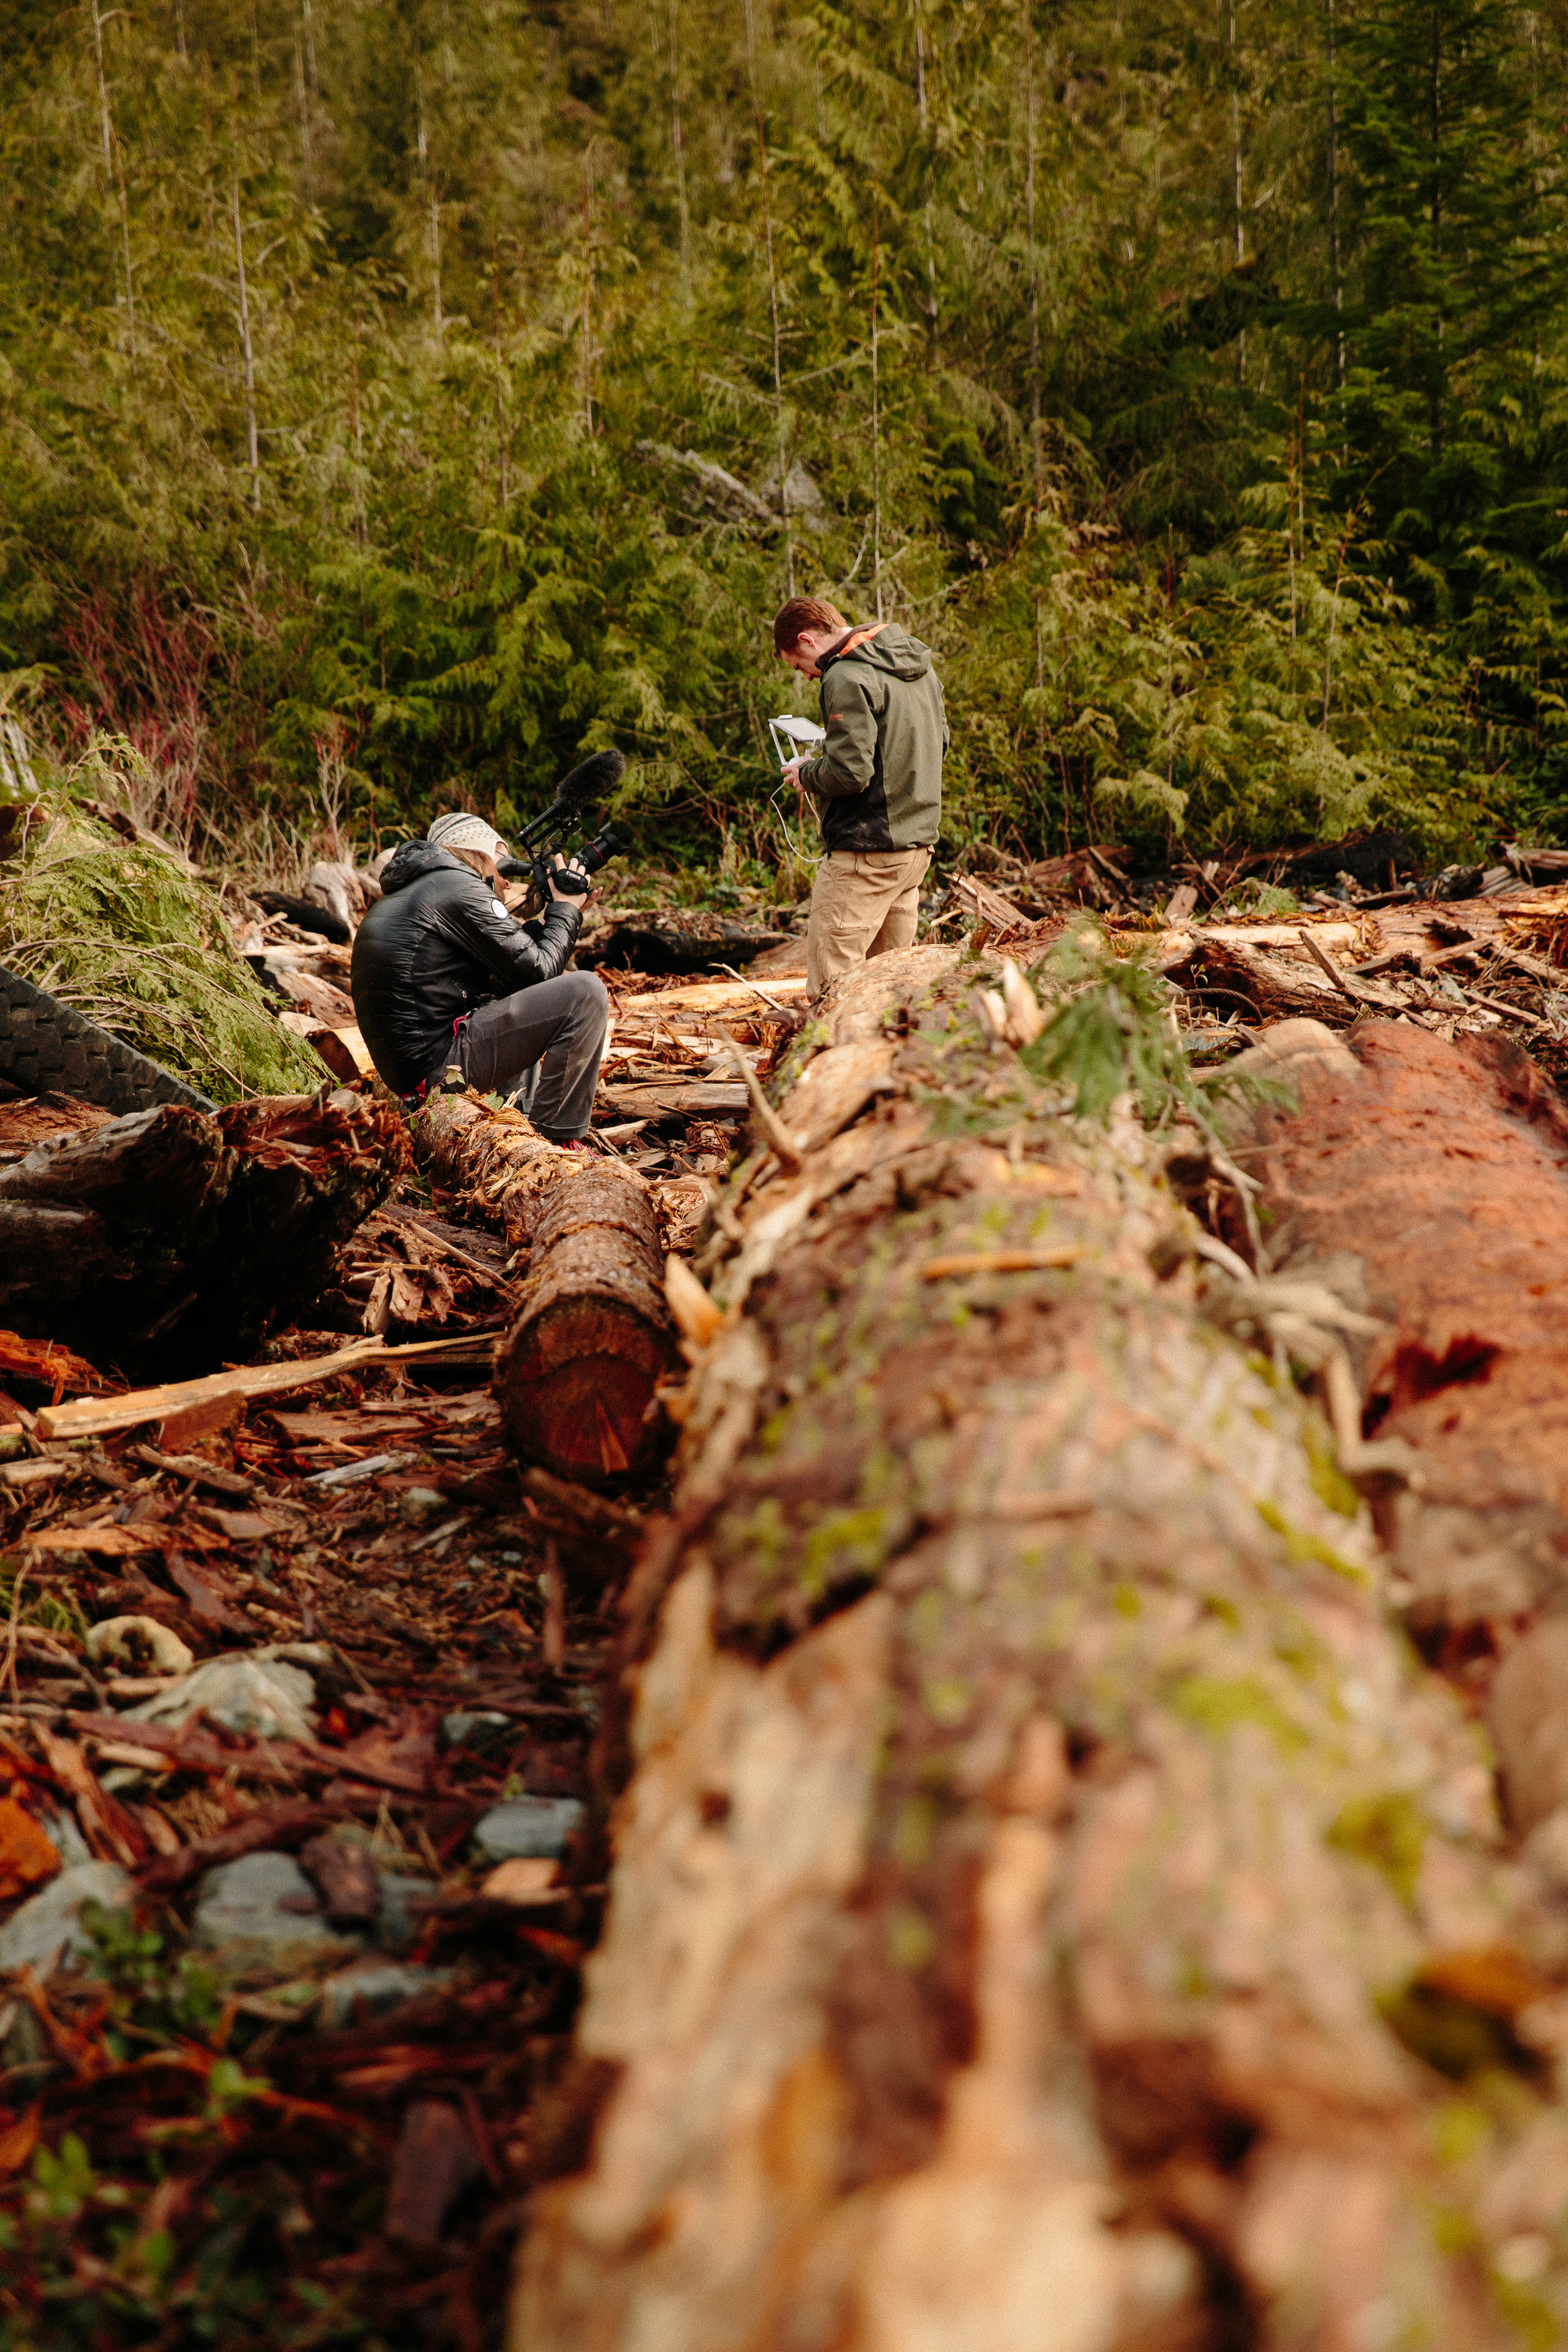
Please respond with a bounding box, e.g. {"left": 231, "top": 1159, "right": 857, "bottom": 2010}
{"left": 416, "top": 1094, "right": 678, "bottom": 1490}
{"left": 0, "top": 1088, "right": 406, "bottom": 1375}
{"left": 495, "top": 1168, "right": 676, "bottom": 1485}
{"left": 578, "top": 913, "right": 790, "bottom": 977}
{"left": 516, "top": 945, "right": 1565, "bottom": 2352}
{"left": 1213, "top": 1018, "right": 1568, "bottom": 1663}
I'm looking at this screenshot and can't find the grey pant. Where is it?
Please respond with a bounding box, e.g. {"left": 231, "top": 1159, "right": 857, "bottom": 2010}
{"left": 448, "top": 972, "right": 610, "bottom": 1140}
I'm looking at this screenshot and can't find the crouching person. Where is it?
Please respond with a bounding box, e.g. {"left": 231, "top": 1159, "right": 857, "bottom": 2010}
{"left": 351, "top": 810, "right": 608, "bottom": 1144}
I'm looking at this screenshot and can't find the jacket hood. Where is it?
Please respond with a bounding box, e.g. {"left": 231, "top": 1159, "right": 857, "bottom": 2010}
{"left": 824, "top": 623, "right": 933, "bottom": 683}
{"left": 379, "top": 840, "right": 464, "bottom": 894}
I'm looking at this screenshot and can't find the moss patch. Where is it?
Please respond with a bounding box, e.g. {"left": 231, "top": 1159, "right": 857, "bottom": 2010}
{"left": 1, "top": 805, "right": 322, "bottom": 1103}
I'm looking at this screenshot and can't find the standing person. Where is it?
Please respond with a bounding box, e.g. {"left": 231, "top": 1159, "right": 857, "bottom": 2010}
{"left": 351, "top": 810, "right": 609, "bottom": 1144}
{"left": 773, "top": 596, "right": 947, "bottom": 999}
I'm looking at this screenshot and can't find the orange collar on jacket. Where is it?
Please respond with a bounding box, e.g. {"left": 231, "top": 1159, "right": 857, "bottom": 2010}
{"left": 819, "top": 621, "right": 887, "bottom": 672}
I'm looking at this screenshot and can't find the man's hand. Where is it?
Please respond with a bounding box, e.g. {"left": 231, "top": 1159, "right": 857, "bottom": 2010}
{"left": 546, "top": 853, "right": 590, "bottom": 910}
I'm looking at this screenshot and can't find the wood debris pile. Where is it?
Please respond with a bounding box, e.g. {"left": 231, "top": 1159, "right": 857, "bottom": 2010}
{"left": 1152, "top": 884, "right": 1568, "bottom": 1083}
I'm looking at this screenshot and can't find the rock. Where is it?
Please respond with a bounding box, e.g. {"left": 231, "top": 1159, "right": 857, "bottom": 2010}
{"left": 36, "top": 1808, "right": 92, "bottom": 1870}
{"left": 1491, "top": 1623, "right": 1568, "bottom": 1833}
{"left": 757, "top": 458, "right": 825, "bottom": 517}
{"left": 0, "top": 1860, "right": 129, "bottom": 1973}
{"left": 440, "top": 1710, "right": 511, "bottom": 1751}
{"left": 399, "top": 1486, "right": 447, "bottom": 1525}
{"left": 472, "top": 1796, "right": 584, "bottom": 1862}
{"left": 315, "top": 1958, "right": 451, "bottom": 2032}
{"left": 299, "top": 1833, "right": 381, "bottom": 1927}
{"left": 193, "top": 1851, "right": 365, "bottom": 1981}
{"left": 85, "top": 1615, "right": 194, "bottom": 1675}
{"left": 373, "top": 1867, "right": 432, "bottom": 1954}
{"left": 129, "top": 1656, "right": 319, "bottom": 1743}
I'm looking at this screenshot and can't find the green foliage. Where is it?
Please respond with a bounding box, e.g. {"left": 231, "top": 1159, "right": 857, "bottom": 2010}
{"left": 1020, "top": 922, "right": 1243, "bottom": 1126}
{"left": 2, "top": 0, "right": 1567, "bottom": 874}
{"left": 0, "top": 797, "right": 322, "bottom": 1103}
{"left": 81, "top": 1902, "right": 227, "bottom": 2050}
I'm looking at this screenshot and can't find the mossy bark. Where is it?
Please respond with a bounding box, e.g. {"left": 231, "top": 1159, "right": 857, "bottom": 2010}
{"left": 515, "top": 946, "right": 1565, "bottom": 2352}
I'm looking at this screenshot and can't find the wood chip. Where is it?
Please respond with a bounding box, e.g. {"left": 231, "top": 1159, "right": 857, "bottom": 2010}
{"left": 921, "top": 1247, "right": 1082, "bottom": 1279}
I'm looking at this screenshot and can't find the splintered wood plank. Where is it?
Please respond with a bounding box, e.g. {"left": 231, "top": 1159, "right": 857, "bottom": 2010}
{"left": 609, "top": 978, "right": 809, "bottom": 1017}
{"left": 36, "top": 1333, "right": 489, "bottom": 1442}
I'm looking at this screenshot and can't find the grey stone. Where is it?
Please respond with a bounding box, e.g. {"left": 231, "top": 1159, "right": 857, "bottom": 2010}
{"left": 473, "top": 1796, "right": 585, "bottom": 1862}
{"left": 36, "top": 1807, "right": 92, "bottom": 1870}
{"left": 315, "top": 1959, "right": 452, "bottom": 2031}
{"left": 399, "top": 1486, "right": 447, "bottom": 1525}
{"left": 129, "top": 1656, "right": 318, "bottom": 1744}
{"left": 85, "top": 1615, "right": 194, "bottom": 1675}
{"left": 0, "top": 1861, "right": 130, "bottom": 1974}
{"left": 440, "top": 1711, "right": 511, "bottom": 1752}
{"left": 193, "top": 1851, "right": 364, "bottom": 1983}
{"left": 374, "top": 1868, "right": 434, "bottom": 1954}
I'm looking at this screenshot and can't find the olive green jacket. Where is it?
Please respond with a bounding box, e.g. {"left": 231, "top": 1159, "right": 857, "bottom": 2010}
{"left": 798, "top": 623, "right": 947, "bottom": 852}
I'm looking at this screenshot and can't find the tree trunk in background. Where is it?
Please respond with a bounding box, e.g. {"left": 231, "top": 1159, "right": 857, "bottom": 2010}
{"left": 416, "top": 1093, "right": 678, "bottom": 1489}
{"left": 514, "top": 945, "right": 1563, "bottom": 2352}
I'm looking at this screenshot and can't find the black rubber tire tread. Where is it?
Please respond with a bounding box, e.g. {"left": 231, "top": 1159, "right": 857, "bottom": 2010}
{"left": 0, "top": 963, "right": 217, "bottom": 1116}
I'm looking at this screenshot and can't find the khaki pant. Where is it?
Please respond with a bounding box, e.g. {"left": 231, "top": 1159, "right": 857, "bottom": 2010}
{"left": 806, "top": 847, "right": 932, "bottom": 1000}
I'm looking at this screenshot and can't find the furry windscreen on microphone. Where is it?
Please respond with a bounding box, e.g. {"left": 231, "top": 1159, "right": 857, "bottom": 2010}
{"left": 553, "top": 746, "right": 625, "bottom": 808}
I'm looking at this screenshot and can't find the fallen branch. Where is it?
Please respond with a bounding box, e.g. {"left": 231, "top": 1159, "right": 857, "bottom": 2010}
{"left": 36, "top": 1332, "right": 485, "bottom": 1443}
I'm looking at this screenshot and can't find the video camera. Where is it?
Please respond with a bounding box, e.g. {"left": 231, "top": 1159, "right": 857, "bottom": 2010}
{"left": 495, "top": 748, "right": 625, "bottom": 904}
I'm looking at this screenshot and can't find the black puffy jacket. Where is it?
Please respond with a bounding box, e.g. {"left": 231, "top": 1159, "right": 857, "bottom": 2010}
{"left": 350, "top": 842, "right": 582, "bottom": 1094}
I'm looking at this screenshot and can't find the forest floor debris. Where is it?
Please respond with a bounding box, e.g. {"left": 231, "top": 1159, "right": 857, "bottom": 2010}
{"left": 6, "top": 834, "right": 1568, "bottom": 2344}
{"left": 0, "top": 1323, "right": 625, "bottom": 2348}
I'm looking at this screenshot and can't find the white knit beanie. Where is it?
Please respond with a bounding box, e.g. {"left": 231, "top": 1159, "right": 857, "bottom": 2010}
{"left": 428, "top": 810, "right": 507, "bottom": 861}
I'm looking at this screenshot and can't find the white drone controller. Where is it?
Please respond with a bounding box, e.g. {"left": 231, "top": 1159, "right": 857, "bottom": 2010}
{"left": 769, "top": 712, "right": 827, "bottom": 768}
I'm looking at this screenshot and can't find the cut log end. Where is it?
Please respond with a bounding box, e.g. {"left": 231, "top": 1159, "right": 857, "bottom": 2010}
{"left": 493, "top": 1165, "right": 679, "bottom": 1495}
{"left": 496, "top": 1338, "right": 669, "bottom": 1486}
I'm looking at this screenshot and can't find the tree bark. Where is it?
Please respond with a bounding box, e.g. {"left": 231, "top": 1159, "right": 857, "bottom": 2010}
{"left": 514, "top": 946, "right": 1559, "bottom": 2352}
{"left": 0, "top": 1091, "right": 405, "bottom": 1375}
{"left": 1216, "top": 1015, "right": 1568, "bottom": 1656}
{"left": 416, "top": 1093, "right": 678, "bottom": 1490}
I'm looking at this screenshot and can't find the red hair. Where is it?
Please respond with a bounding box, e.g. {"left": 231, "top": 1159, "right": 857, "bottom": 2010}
{"left": 772, "top": 596, "right": 847, "bottom": 654}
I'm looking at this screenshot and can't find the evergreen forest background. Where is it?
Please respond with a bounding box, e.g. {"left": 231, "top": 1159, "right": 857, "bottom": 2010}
{"left": 4, "top": 0, "right": 1568, "bottom": 888}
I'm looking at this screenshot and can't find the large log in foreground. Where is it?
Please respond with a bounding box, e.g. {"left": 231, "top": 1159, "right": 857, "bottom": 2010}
{"left": 517, "top": 947, "right": 1568, "bottom": 2352}
{"left": 418, "top": 1093, "right": 677, "bottom": 1488}
{"left": 0, "top": 1089, "right": 405, "bottom": 1374}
